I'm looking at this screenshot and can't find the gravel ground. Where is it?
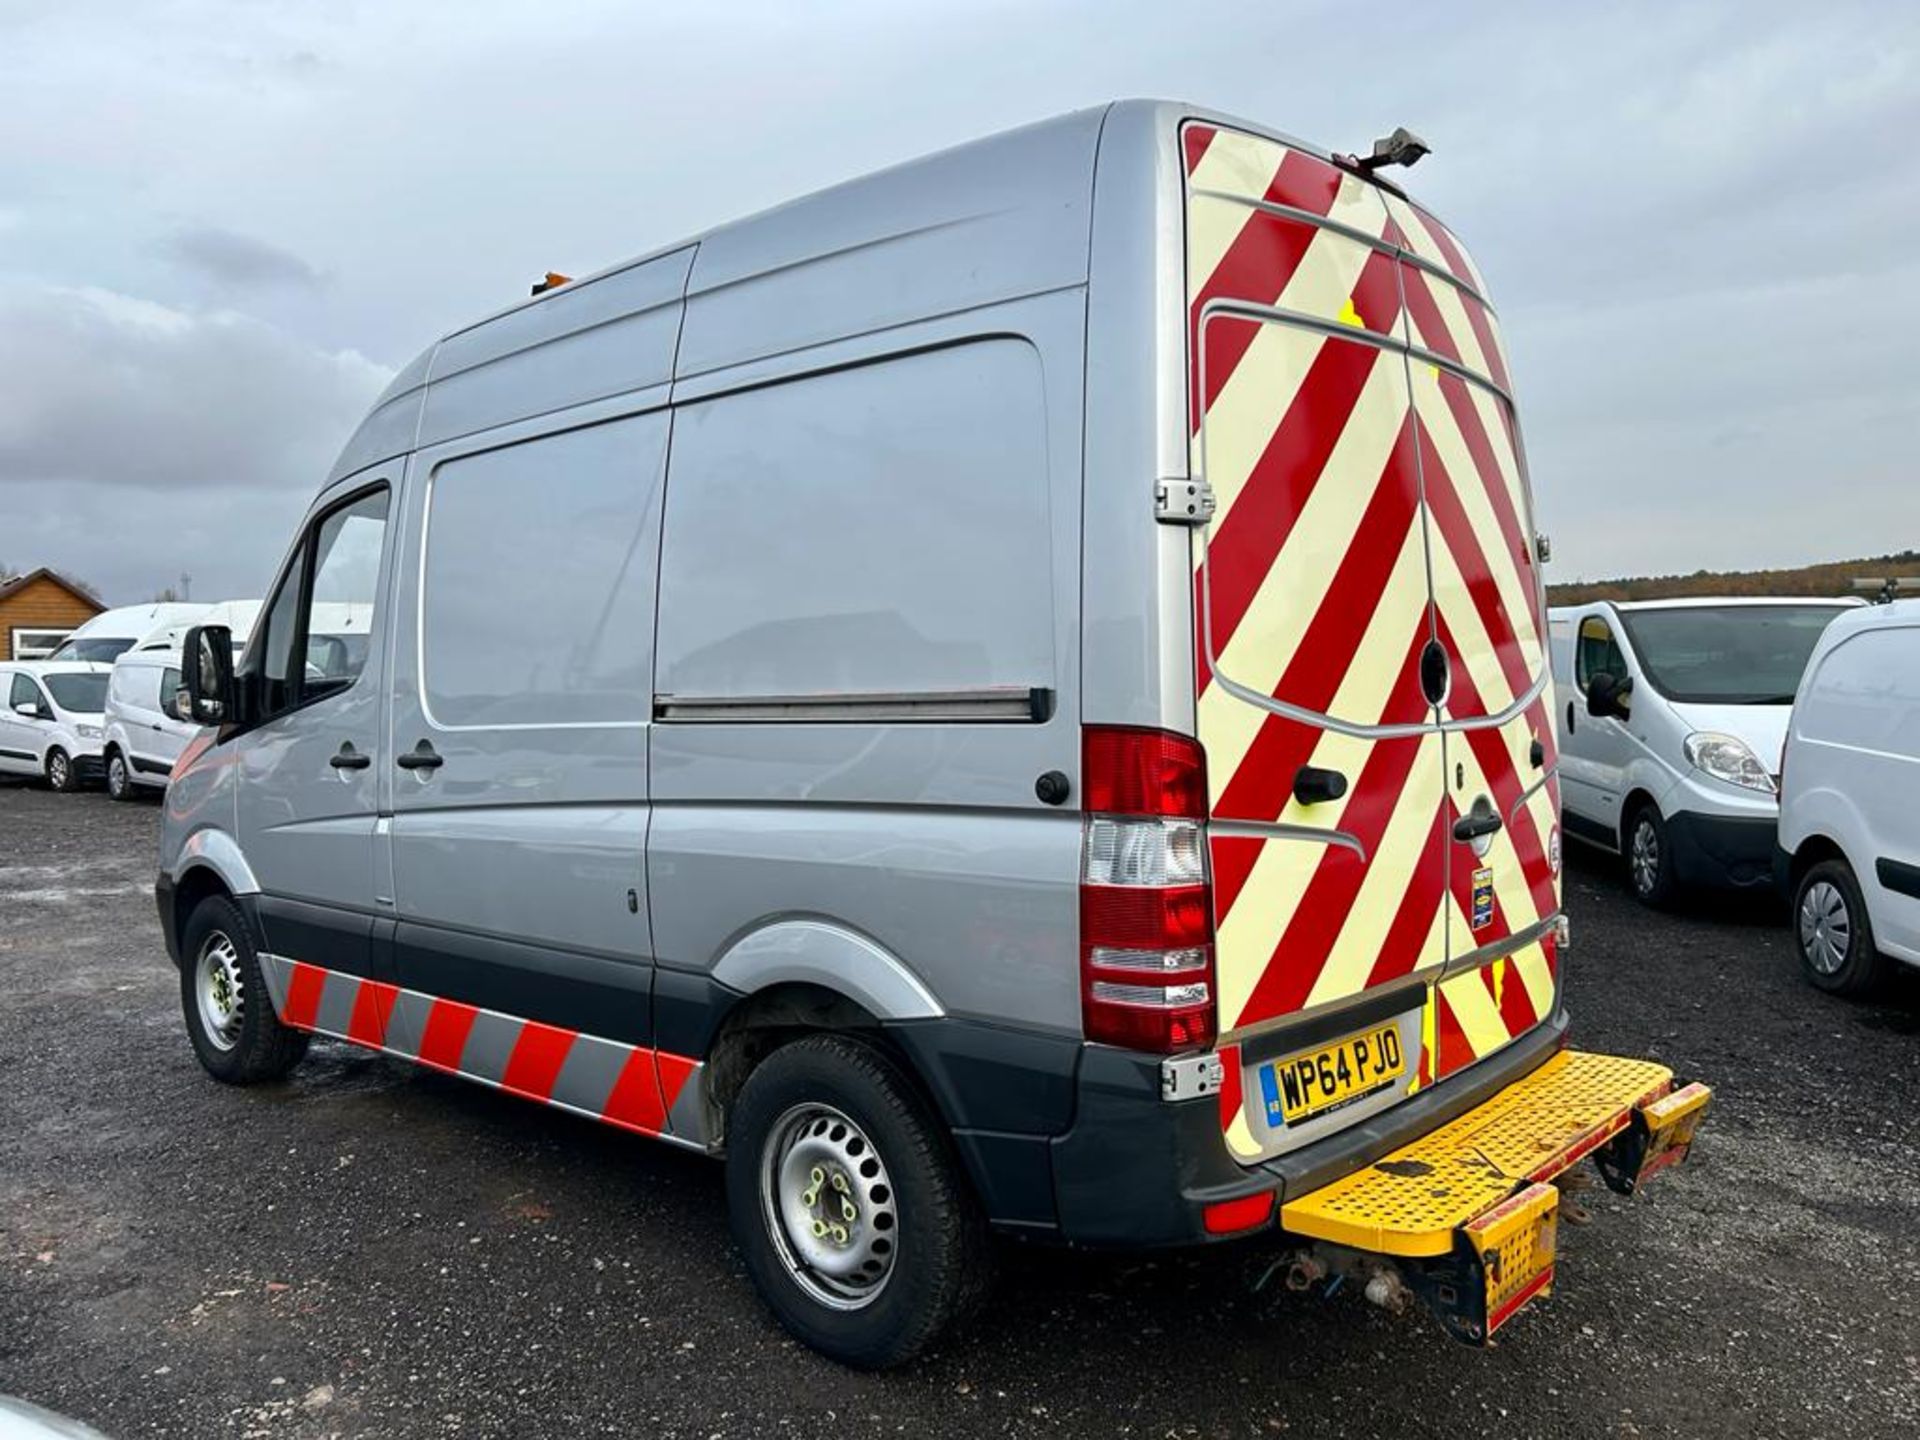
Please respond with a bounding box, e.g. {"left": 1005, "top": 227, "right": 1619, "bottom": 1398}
{"left": 1, "top": 778, "right": 1916, "bottom": 1439}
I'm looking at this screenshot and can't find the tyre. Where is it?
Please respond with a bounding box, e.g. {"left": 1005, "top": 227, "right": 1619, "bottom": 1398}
{"left": 179, "top": 893, "right": 310, "bottom": 1083}
{"left": 1794, "top": 858, "right": 1887, "bottom": 997}
{"left": 1626, "top": 803, "right": 1676, "bottom": 908}
{"left": 725, "top": 1034, "right": 990, "bottom": 1368}
{"left": 105, "top": 749, "right": 134, "bottom": 801}
{"left": 44, "top": 747, "right": 78, "bottom": 793}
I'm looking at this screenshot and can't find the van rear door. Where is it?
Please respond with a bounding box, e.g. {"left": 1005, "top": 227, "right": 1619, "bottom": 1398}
{"left": 1384, "top": 194, "right": 1559, "bottom": 1084}
{"left": 1183, "top": 123, "right": 1447, "bottom": 1164}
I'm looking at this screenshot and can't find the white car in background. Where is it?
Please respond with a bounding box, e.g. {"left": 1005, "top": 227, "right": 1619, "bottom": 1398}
{"left": 50, "top": 602, "right": 209, "bottom": 664}
{"left": 1777, "top": 601, "right": 1920, "bottom": 995}
{"left": 102, "top": 600, "right": 260, "bottom": 800}
{"left": 1548, "top": 597, "right": 1860, "bottom": 905}
{"left": 0, "top": 661, "right": 111, "bottom": 791}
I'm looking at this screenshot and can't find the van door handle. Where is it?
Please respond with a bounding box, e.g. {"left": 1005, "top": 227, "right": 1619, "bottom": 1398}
{"left": 1565, "top": 700, "right": 1576, "bottom": 735}
{"left": 1452, "top": 806, "right": 1503, "bottom": 843}
{"left": 1292, "top": 765, "right": 1349, "bottom": 805}
{"left": 329, "top": 743, "right": 371, "bottom": 770}
{"left": 395, "top": 740, "right": 443, "bottom": 771}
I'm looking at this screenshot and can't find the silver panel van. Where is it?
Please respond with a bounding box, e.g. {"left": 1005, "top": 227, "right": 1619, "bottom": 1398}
{"left": 158, "top": 101, "right": 1710, "bottom": 1366}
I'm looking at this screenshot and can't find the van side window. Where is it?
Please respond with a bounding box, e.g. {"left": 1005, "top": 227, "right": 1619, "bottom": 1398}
{"left": 655, "top": 341, "right": 1053, "bottom": 701}
{"left": 421, "top": 416, "right": 664, "bottom": 727}
{"left": 161, "top": 667, "right": 182, "bottom": 713}
{"left": 1574, "top": 617, "right": 1627, "bottom": 693}
{"left": 253, "top": 486, "right": 390, "bottom": 719}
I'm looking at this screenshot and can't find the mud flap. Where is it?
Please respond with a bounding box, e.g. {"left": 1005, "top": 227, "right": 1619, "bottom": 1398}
{"left": 1594, "top": 1082, "right": 1712, "bottom": 1196}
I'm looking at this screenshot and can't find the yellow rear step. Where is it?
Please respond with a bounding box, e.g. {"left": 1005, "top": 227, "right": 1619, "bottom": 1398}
{"left": 1281, "top": 1050, "right": 1708, "bottom": 1258}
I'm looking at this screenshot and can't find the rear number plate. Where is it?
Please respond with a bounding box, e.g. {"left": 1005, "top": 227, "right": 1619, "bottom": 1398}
{"left": 1259, "top": 1024, "right": 1405, "bottom": 1128}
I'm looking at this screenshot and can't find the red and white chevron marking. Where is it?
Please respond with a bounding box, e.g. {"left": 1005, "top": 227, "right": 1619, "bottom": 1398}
{"left": 259, "top": 955, "right": 707, "bottom": 1146}
{"left": 1182, "top": 123, "right": 1559, "bottom": 1153}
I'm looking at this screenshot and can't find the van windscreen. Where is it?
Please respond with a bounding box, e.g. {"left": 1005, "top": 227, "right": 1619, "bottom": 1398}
{"left": 45, "top": 672, "right": 109, "bottom": 714}
{"left": 1616, "top": 606, "right": 1848, "bottom": 704}
{"left": 51, "top": 637, "right": 135, "bottom": 664}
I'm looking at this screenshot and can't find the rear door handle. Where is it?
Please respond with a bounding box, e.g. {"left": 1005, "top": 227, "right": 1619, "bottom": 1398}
{"left": 329, "top": 742, "right": 371, "bottom": 770}
{"left": 395, "top": 740, "right": 443, "bottom": 771}
{"left": 1452, "top": 807, "right": 1504, "bottom": 843}
{"left": 1565, "top": 700, "right": 1576, "bottom": 735}
{"left": 1292, "top": 765, "right": 1349, "bottom": 806}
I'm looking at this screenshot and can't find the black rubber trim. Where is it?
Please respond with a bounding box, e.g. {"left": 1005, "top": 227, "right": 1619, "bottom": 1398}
{"left": 1562, "top": 809, "right": 1616, "bottom": 849}
{"left": 1878, "top": 857, "right": 1920, "bottom": 900}
{"left": 1235, "top": 979, "right": 1422, "bottom": 1069}
{"left": 884, "top": 1017, "right": 1080, "bottom": 1136}
{"left": 255, "top": 895, "right": 378, "bottom": 980}
{"left": 394, "top": 919, "right": 653, "bottom": 1046}
{"left": 0, "top": 747, "right": 34, "bottom": 761}
{"left": 154, "top": 875, "right": 179, "bottom": 966}
{"left": 130, "top": 755, "right": 174, "bottom": 776}
{"left": 650, "top": 966, "right": 740, "bottom": 1060}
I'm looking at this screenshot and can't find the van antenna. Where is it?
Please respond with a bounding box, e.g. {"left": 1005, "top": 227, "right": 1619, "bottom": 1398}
{"left": 1347, "top": 127, "right": 1431, "bottom": 174}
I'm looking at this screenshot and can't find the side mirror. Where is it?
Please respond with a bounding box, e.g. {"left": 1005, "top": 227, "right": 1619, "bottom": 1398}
{"left": 11, "top": 701, "right": 40, "bottom": 718}
{"left": 1586, "top": 671, "right": 1632, "bottom": 720}
{"left": 182, "top": 624, "right": 237, "bottom": 727}
{"left": 169, "top": 686, "right": 195, "bottom": 724}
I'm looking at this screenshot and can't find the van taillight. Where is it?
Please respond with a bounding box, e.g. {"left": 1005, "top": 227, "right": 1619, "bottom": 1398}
{"left": 1080, "top": 726, "right": 1216, "bottom": 1053}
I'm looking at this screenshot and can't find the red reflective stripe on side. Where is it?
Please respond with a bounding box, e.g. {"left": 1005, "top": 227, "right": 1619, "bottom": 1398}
{"left": 282, "top": 962, "right": 327, "bottom": 1030}
{"left": 346, "top": 980, "right": 400, "bottom": 1050}
{"left": 656, "top": 1052, "right": 698, "bottom": 1111}
{"left": 418, "top": 999, "right": 480, "bottom": 1074}
{"left": 1215, "top": 1043, "right": 1244, "bottom": 1133}
{"left": 500, "top": 1021, "right": 577, "bottom": 1102}
{"left": 1182, "top": 123, "right": 1216, "bottom": 176}
{"left": 600, "top": 1049, "right": 667, "bottom": 1135}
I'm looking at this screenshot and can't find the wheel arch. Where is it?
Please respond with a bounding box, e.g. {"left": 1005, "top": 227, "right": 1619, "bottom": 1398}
{"left": 1788, "top": 832, "right": 1851, "bottom": 889}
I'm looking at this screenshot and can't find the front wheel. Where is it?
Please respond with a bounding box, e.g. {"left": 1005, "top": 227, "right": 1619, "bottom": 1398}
{"left": 106, "top": 749, "right": 134, "bottom": 801}
{"left": 725, "top": 1034, "right": 989, "bottom": 1368}
{"left": 1626, "top": 803, "right": 1676, "bottom": 908}
{"left": 179, "top": 894, "right": 310, "bottom": 1083}
{"left": 45, "top": 747, "right": 79, "bottom": 793}
{"left": 1794, "top": 859, "right": 1886, "bottom": 997}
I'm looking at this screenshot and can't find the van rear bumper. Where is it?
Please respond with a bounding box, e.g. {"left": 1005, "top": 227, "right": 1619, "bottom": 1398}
{"left": 1048, "top": 1009, "right": 1569, "bottom": 1246}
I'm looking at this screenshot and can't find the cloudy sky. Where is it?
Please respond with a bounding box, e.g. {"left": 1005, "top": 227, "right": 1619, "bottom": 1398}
{"left": 1, "top": 0, "right": 1914, "bottom": 603}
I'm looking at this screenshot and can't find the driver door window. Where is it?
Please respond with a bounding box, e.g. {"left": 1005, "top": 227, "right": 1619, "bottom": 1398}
{"left": 1575, "top": 616, "right": 1630, "bottom": 717}
{"left": 253, "top": 487, "right": 390, "bottom": 720}
{"left": 9, "top": 673, "right": 42, "bottom": 715}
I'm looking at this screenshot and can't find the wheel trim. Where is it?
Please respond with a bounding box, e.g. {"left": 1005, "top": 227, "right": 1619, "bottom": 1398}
{"left": 108, "top": 755, "right": 126, "bottom": 792}
{"left": 1798, "top": 881, "right": 1851, "bottom": 975}
{"left": 758, "top": 1102, "right": 898, "bottom": 1312}
{"left": 194, "top": 931, "right": 246, "bottom": 1051}
{"left": 1630, "top": 818, "right": 1660, "bottom": 895}
{"left": 48, "top": 752, "right": 69, "bottom": 786}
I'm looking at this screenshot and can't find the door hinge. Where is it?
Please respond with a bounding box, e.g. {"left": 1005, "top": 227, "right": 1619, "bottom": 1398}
{"left": 1156, "top": 476, "right": 1216, "bottom": 526}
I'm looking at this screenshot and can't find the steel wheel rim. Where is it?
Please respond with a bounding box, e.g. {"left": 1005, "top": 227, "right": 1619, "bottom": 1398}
{"left": 1798, "top": 881, "right": 1851, "bottom": 975}
{"left": 194, "top": 931, "right": 245, "bottom": 1051}
{"left": 108, "top": 755, "right": 126, "bottom": 794}
{"left": 48, "top": 752, "right": 68, "bottom": 787}
{"left": 758, "top": 1102, "right": 898, "bottom": 1311}
{"left": 1631, "top": 818, "right": 1660, "bottom": 895}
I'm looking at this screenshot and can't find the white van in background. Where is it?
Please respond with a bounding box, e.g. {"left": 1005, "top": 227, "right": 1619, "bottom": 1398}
{"left": 0, "top": 661, "right": 110, "bottom": 791}
{"left": 1776, "top": 601, "right": 1920, "bottom": 994}
{"left": 1548, "top": 598, "right": 1860, "bottom": 905}
{"left": 51, "top": 602, "right": 209, "bottom": 664}
{"left": 104, "top": 601, "right": 260, "bottom": 799}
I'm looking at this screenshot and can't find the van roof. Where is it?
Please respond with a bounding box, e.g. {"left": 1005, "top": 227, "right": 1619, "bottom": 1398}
{"left": 2, "top": 659, "right": 110, "bottom": 677}
{"left": 1550, "top": 596, "right": 1864, "bottom": 616}
{"left": 332, "top": 100, "right": 1424, "bottom": 482}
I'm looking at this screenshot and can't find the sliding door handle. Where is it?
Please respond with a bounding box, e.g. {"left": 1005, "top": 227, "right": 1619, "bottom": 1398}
{"left": 395, "top": 740, "right": 443, "bottom": 771}
{"left": 329, "top": 742, "right": 371, "bottom": 771}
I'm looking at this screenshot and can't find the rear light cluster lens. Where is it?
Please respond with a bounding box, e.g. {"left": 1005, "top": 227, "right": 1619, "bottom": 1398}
{"left": 1080, "top": 727, "right": 1216, "bottom": 1053}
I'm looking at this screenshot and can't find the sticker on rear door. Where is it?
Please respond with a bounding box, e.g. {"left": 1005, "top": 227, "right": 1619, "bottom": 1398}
{"left": 1471, "top": 867, "right": 1496, "bottom": 930}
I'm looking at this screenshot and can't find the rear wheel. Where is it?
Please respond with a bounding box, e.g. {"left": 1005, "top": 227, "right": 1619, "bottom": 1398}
{"left": 1626, "top": 803, "right": 1675, "bottom": 908}
{"left": 725, "top": 1034, "right": 989, "bottom": 1368}
{"left": 106, "top": 750, "right": 133, "bottom": 801}
{"left": 1794, "top": 858, "right": 1886, "bottom": 997}
{"left": 179, "top": 894, "right": 310, "bottom": 1083}
{"left": 45, "top": 747, "right": 78, "bottom": 793}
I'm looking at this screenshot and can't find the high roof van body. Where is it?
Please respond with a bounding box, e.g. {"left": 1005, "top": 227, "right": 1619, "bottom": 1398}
{"left": 155, "top": 101, "right": 1709, "bottom": 1365}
